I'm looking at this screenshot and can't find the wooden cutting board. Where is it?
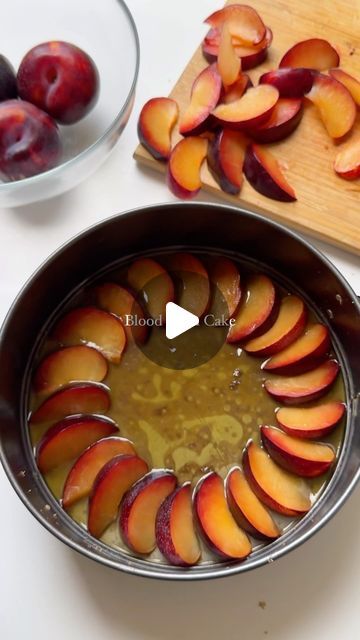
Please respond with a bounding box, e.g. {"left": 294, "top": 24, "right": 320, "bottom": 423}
{"left": 134, "top": 0, "right": 360, "bottom": 256}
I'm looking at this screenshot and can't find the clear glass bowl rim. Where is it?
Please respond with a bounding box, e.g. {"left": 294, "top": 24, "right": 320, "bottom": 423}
{"left": 0, "top": 0, "right": 140, "bottom": 194}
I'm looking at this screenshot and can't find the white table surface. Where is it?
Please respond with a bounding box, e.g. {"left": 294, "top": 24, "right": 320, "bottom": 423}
{"left": 1, "top": 1, "right": 359, "bottom": 638}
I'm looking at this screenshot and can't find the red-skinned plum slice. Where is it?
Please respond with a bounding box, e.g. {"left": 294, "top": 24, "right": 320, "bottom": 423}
{"left": 264, "top": 359, "right": 340, "bottom": 404}
{"left": 30, "top": 382, "right": 110, "bottom": 424}
{"left": 36, "top": 415, "right": 118, "bottom": 473}
{"left": 138, "top": 97, "right": 179, "bottom": 160}
{"left": 33, "top": 345, "right": 108, "bottom": 395}
{"left": 62, "top": 436, "right": 136, "bottom": 508}
{"left": 53, "top": 306, "right": 127, "bottom": 364}
{"left": 120, "top": 470, "right": 177, "bottom": 554}
{"left": 88, "top": 455, "right": 148, "bottom": 538}
{"left": 244, "top": 143, "right": 297, "bottom": 202}
{"left": 261, "top": 425, "right": 336, "bottom": 477}
{"left": 156, "top": 483, "right": 201, "bottom": 566}
{"left": 243, "top": 441, "right": 311, "bottom": 516}
{"left": 194, "top": 472, "right": 252, "bottom": 560}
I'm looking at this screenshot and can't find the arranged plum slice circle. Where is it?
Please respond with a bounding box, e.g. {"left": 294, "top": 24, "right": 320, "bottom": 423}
{"left": 262, "top": 323, "right": 330, "bottom": 375}
{"left": 243, "top": 441, "right": 311, "bottom": 516}
{"left": 276, "top": 402, "right": 345, "bottom": 439}
{"left": 244, "top": 295, "right": 307, "bottom": 357}
{"left": 30, "top": 382, "right": 110, "bottom": 424}
{"left": 138, "top": 97, "right": 179, "bottom": 161}
{"left": 156, "top": 483, "right": 201, "bottom": 566}
{"left": 29, "top": 247, "right": 346, "bottom": 567}
{"left": 120, "top": 470, "right": 177, "bottom": 554}
{"left": 264, "top": 359, "right": 340, "bottom": 404}
{"left": 226, "top": 467, "right": 280, "bottom": 540}
{"left": 127, "top": 258, "right": 174, "bottom": 325}
{"left": 53, "top": 306, "right": 127, "bottom": 364}
{"left": 227, "top": 274, "right": 276, "bottom": 343}
{"left": 36, "top": 415, "right": 118, "bottom": 474}
{"left": 88, "top": 454, "right": 149, "bottom": 538}
{"left": 261, "top": 425, "right": 336, "bottom": 477}
{"left": 62, "top": 436, "right": 136, "bottom": 509}
{"left": 194, "top": 471, "right": 252, "bottom": 560}
{"left": 33, "top": 345, "right": 108, "bottom": 394}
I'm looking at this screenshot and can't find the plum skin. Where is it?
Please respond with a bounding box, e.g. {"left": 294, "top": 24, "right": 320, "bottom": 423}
{"left": 17, "top": 41, "right": 99, "bottom": 124}
{"left": 243, "top": 145, "right": 296, "bottom": 202}
{"left": 0, "top": 100, "right": 62, "bottom": 181}
{"left": 0, "top": 55, "right": 17, "bottom": 101}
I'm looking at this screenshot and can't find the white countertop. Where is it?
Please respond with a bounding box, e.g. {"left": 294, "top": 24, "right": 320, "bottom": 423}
{"left": 0, "top": 1, "right": 359, "bottom": 638}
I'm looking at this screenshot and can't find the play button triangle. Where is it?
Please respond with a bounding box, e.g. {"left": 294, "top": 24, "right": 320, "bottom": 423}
{"left": 165, "top": 302, "right": 199, "bottom": 340}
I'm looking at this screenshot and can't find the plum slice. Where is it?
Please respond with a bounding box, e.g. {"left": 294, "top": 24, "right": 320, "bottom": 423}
{"left": 243, "top": 441, "right": 311, "bottom": 516}
{"left": 263, "top": 323, "right": 330, "bottom": 375}
{"left": 259, "top": 68, "right": 314, "bottom": 98}
{"left": 30, "top": 382, "right": 110, "bottom": 424}
{"left": 203, "top": 27, "right": 272, "bottom": 71}
{"left": 279, "top": 39, "right": 340, "bottom": 70}
{"left": 208, "top": 257, "right": 241, "bottom": 319}
{"left": 194, "top": 472, "right": 251, "bottom": 560}
{"left": 276, "top": 402, "right": 346, "bottom": 439}
{"left": 120, "top": 470, "right": 177, "bottom": 554}
{"left": 244, "top": 143, "right": 297, "bottom": 202}
{"left": 138, "top": 97, "right": 179, "bottom": 160}
{"left": 207, "top": 129, "right": 247, "bottom": 195}
{"left": 88, "top": 455, "right": 148, "bottom": 538}
{"left": 334, "top": 138, "right": 360, "bottom": 180}
{"left": 62, "top": 436, "right": 136, "bottom": 508}
{"left": 329, "top": 68, "right": 360, "bottom": 106}
{"left": 204, "top": 4, "right": 266, "bottom": 46}
{"left": 249, "top": 98, "right": 303, "bottom": 144}
{"left": 95, "top": 282, "right": 148, "bottom": 343}
{"left": 53, "top": 306, "right": 126, "bottom": 364}
{"left": 227, "top": 274, "right": 276, "bottom": 343}
{"left": 166, "top": 252, "right": 210, "bottom": 317}
{"left": 33, "top": 345, "right": 108, "bottom": 394}
{"left": 305, "top": 74, "right": 356, "bottom": 139}
{"left": 167, "top": 136, "right": 208, "bottom": 199}
{"left": 212, "top": 84, "right": 279, "bottom": 130}
{"left": 261, "top": 426, "right": 335, "bottom": 477}
{"left": 179, "top": 64, "right": 221, "bottom": 136}
{"left": 264, "top": 359, "right": 340, "bottom": 404}
{"left": 226, "top": 467, "right": 280, "bottom": 540}
{"left": 36, "top": 415, "right": 118, "bottom": 473}
{"left": 156, "top": 484, "right": 201, "bottom": 566}
{"left": 218, "top": 22, "right": 241, "bottom": 87}
{"left": 244, "top": 295, "right": 307, "bottom": 357}
{"left": 222, "top": 73, "right": 253, "bottom": 104}
{"left": 127, "top": 258, "right": 174, "bottom": 325}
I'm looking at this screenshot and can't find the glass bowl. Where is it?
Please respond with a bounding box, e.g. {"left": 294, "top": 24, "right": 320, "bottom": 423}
{"left": 0, "top": 0, "right": 139, "bottom": 207}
